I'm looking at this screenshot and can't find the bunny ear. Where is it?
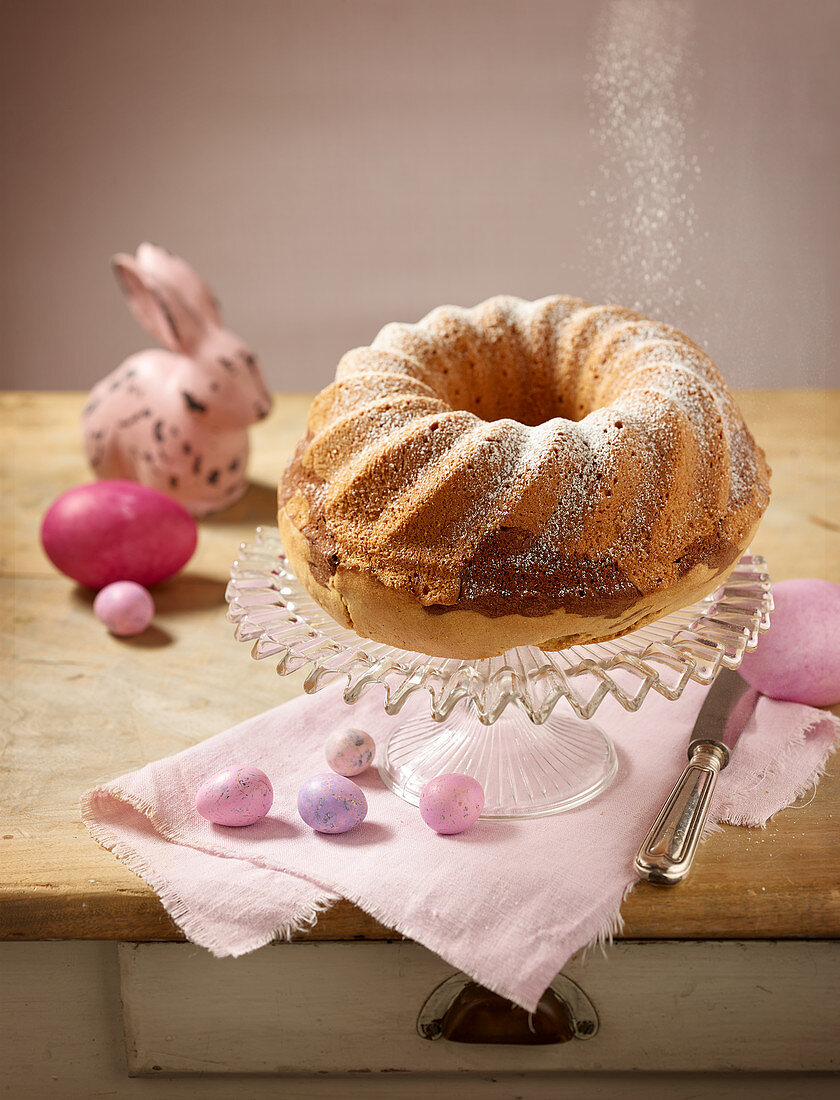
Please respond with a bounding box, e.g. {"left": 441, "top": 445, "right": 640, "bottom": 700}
{"left": 136, "top": 243, "right": 222, "bottom": 327}
{"left": 112, "top": 252, "right": 204, "bottom": 354}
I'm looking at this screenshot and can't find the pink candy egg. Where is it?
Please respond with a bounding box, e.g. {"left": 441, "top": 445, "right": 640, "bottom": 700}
{"left": 738, "top": 578, "right": 840, "bottom": 706}
{"left": 93, "top": 581, "right": 155, "bottom": 636}
{"left": 419, "top": 773, "right": 485, "bottom": 835}
{"left": 195, "top": 765, "right": 273, "bottom": 827}
{"left": 297, "top": 773, "right": 367, "bottom": 834}
{"left": 40, "top": 480, "right": 197, "bottom": 590}
{"left": 325, "top": 728, "right": 375, "bottom": 777}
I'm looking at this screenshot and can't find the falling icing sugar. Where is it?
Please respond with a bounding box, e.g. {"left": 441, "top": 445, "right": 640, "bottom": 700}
{"left": 586, "top": 0, "right": 704, "bottom": 322}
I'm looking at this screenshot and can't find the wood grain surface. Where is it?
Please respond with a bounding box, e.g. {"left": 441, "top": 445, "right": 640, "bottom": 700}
{"left": 1, "top": 390, "right": 838, "bottom": 943}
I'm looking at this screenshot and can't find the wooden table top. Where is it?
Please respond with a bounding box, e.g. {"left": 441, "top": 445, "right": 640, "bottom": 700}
{"left": 2, "top": 390, "right": 838, "bottom": 943}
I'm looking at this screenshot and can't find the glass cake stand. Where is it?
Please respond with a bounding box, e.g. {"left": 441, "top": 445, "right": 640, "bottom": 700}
{"left": 226, "top": 528, "right": 773, "bottom": 819}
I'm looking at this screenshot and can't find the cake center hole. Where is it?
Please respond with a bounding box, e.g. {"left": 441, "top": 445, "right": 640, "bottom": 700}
{"left": 438, "top": 359, "right": 578, "bottom": 426}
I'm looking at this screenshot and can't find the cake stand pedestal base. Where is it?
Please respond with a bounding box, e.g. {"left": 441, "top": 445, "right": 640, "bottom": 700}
{"left": 378, "top": 702, "right": 618, "bottom": 819}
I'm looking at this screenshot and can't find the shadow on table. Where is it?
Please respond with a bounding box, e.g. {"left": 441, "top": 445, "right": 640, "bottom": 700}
{"left": 74, "top": 573, "right": 228, "bottom": 616}
{"left": 113, "top": 623, "right": 173, "bottom": 648}
{"left": 151, "top": 574, "right": 229, "bottom": 613}
{"left": 201, "top": 479, "right": 278, "bottom": 528}
{"left": 73, "top": 572, "right": 230, "bottom": 648}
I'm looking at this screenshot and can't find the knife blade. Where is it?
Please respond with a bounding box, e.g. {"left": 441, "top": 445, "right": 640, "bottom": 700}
{"left": 634, "top": 667, "right": 759, "bottom": 885}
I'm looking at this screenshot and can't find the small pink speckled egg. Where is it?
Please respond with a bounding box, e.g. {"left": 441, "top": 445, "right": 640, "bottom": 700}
{"left": 297, "top": 773, "right": 367, "bottom": 834}
{"left": 419, "top": 773, "right": 485, "bottom": 835}
{"left": 738, "top": 578, "right": 840, "bottom": 706}
{"left": 93, "top": 581, "right": 155, "bottom": 636}
{"left": 324, "top": 728, "right": 375, "bottom": 777}
{"left": 195, "top": 765, "right": 274, "bottom": 827}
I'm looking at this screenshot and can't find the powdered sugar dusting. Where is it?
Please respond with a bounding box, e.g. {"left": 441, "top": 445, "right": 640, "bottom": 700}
{"left": 586, "top": 0, "right": 703, "bottom": 320}
{"left": 289, "top": 295, "right": 768, "bottom": 609}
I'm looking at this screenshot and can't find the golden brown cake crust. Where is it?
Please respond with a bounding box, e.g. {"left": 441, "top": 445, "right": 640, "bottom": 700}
{"left": 278, "top": 295, "right": 771, "bottom": 659}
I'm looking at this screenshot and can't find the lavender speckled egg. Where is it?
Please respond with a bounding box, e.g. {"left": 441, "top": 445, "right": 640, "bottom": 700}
{"left": 297, "top": 773, "right": 367, "bottom": 834}
{"left": 419, "top": 773, "right": 485, "bottom": 835}
{"left": 738, "top": 578, "right": 840, "bottom": 706}
{"left": 195, "top": 765, "right": 274, "bottom": 827}
{"left": 324, "top": 728, "right": 375, "bottom": 777}
{"left": 93, "top": 581, "right": 155, "bottom": 636}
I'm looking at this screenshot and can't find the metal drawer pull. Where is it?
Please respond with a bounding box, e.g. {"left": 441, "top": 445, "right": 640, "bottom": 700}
{"left": 417, "top": 972, "right": 598, "bottom": 1046}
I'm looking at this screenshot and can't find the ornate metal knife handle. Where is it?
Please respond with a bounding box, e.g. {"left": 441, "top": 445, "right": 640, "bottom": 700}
{"left": 634, "top": 740, "right": 730, "bottom": 886}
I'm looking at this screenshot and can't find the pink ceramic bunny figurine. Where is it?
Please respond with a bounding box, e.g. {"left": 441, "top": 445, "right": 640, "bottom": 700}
{"left": 82, "top": 243, "right": 272, "bottom": 516}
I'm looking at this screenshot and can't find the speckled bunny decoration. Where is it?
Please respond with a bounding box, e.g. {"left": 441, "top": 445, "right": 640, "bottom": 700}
{"left": 82, "top": 244, "right": 272, "bottom": 517}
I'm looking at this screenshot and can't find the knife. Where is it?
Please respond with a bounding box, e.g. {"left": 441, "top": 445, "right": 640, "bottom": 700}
{"left": 634, "top": 667, "right": 759, "bottom": 885}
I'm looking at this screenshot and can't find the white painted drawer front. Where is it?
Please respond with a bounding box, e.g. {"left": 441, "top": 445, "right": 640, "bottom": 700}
{"left": 119, "top": 940, "right": 840, "bottom": 1075}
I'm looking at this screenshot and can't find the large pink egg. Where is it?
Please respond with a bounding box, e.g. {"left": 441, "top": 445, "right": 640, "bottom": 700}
{"left": 40, "top": 480, "right": 197, "bottom": 589}
{"left": 195, "top": 765, "right": 274, "bottom": 827}
{"left": 739, "top": 578, "right": 840, "bottom": 706}
{"left": 419, "top": 773, "right": 485, "bottom": 835}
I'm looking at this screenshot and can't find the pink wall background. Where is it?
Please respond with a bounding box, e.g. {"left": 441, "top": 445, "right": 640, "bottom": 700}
{"left": 2, "top": 0, "right": 838, "bottom": 392}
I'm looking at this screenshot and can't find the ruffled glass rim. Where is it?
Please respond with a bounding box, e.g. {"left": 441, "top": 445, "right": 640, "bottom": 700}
{"left": 226, "top": 527, "right": 772, "bottom": 725}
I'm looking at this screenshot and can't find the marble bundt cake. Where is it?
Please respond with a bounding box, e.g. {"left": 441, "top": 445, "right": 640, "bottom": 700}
{"left": 278, "top": 296, "right": 771, "bottom": 659}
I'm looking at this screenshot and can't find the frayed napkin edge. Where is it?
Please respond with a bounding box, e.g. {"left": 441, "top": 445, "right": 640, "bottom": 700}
{"left": 581, "top": 708, "right": 840, "bottom": 959}
{"left": 710, "top": 708, "right": 840, "bottom": 830}
{"left": 79, "top": 785, "right": 341, "bottom": 956}
{"left": 79, "top": 705, "right": 840, "bottom": 1012}
{"left": 80, "top": 782, "right": 572, "bottom": 1009}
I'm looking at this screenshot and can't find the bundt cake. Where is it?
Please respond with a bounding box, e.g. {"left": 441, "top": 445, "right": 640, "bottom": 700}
{"left": 278, "top": 295, "right": 771, "bottom": 659}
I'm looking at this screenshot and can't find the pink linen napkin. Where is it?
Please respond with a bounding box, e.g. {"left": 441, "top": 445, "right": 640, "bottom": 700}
{"left": 81, "top": 681, "right": 838, "bottom": 1011}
